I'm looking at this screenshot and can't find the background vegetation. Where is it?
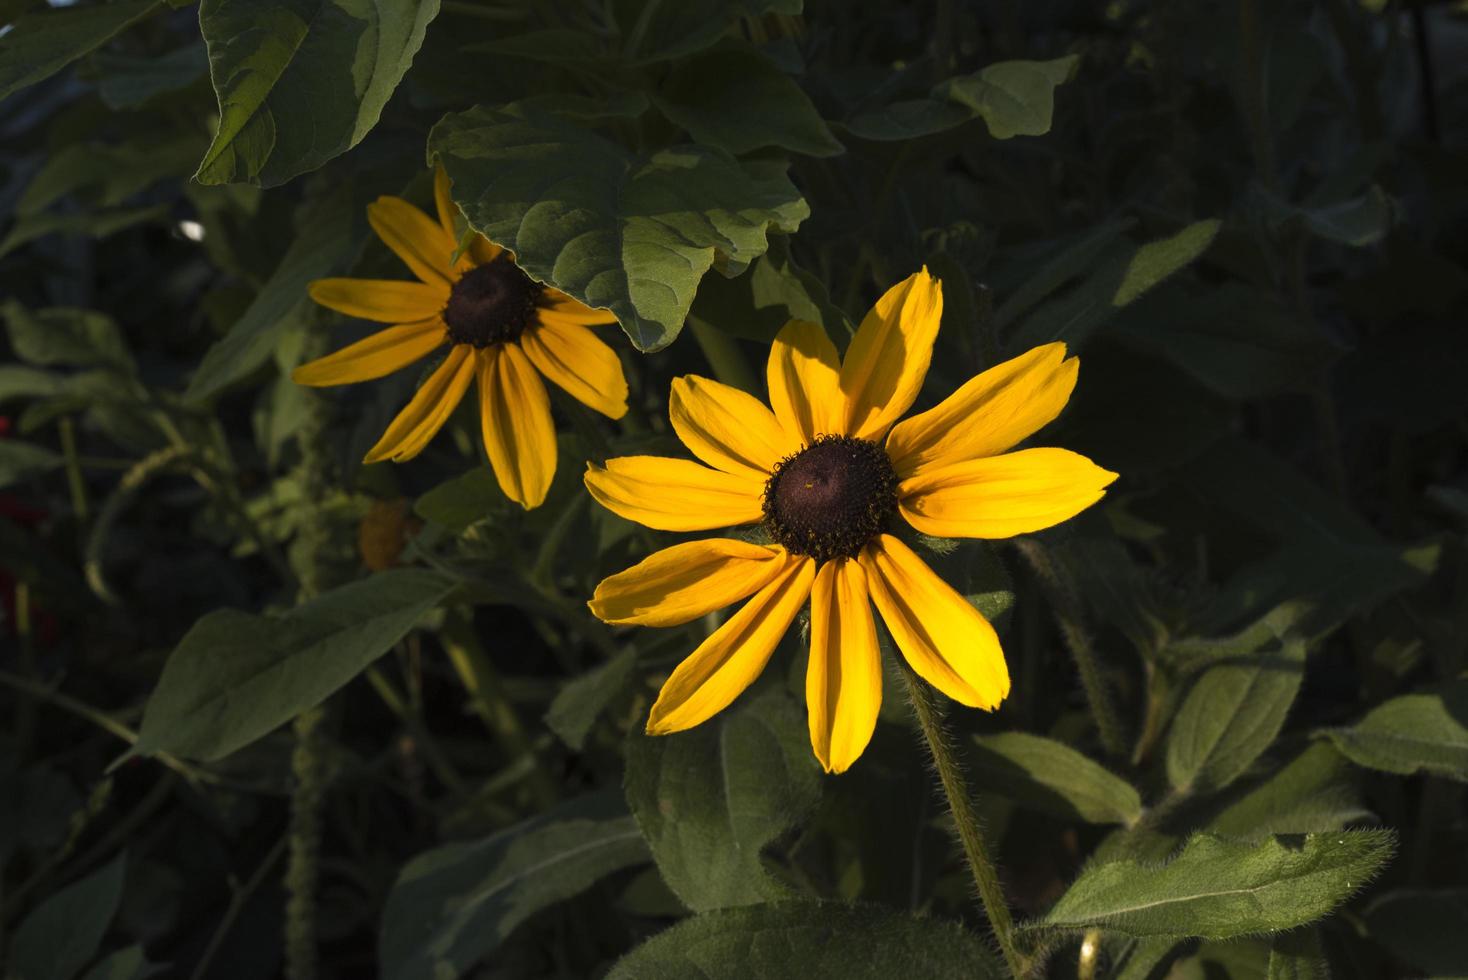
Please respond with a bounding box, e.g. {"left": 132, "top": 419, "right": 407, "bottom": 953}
{"left": 1, "top": 0, "right": 1465, "bottom": 977}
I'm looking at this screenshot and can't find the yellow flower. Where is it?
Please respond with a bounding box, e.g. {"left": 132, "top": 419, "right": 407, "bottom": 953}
{"left": 585, "top": 270, "right": 1116, "bottom": 773}
{"left": 294, "top": 168, "right": 628, "bottom": 509}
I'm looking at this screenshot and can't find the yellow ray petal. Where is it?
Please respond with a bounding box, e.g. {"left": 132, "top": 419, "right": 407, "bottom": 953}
{"left": 519, "top": 320, "right": 628, "bottom": 419}
{"left": 768, "top": 319, "right": 843, "bottom": 444}
{"left": 307, "top": 278, "right": 448, "bottom": 324}
{"left": 367, "top": 195, "right": 458, "bottom": 288}
{"left": 862, "top": 534, "right": 1009, "bottom": 709}
{"left": 468, "top": 236, "right": 505, "bottom": 266}
{"left": 540, "top": 288, "right": 618, "bottom": 325}
{"left": 479, "top": 343, "right": 557, "bottom": 509}
{"left": 886, "top": 343, "right": 1078, "bottom": 475}
{"left": 839, "top": 269, "right": 943, "bottom": 441}
{"left": 899, "top": 447, "right": 1117, "bottom": 539}
{"left": 807, "top": 558, "right": 882, "bottom": 773}
{"left": 670, "top": 375, "right": 799, "bottom": 480}
{"left": 292, "top": 319, "right": 446, "bottom": 387}
{"left": 363, "top": 344, "right": 475, "bottom": 463}
{"left": 646, "top": 554, "right": 816, "bottom": 734}
{"left": 583, "top": 456, "right": 765, "bottom": 532}
{"left": 433, "top": 164, "right": 459, "bottom": 241}
{"left": 590, "top": 539, "right": 788, "bottom": 627}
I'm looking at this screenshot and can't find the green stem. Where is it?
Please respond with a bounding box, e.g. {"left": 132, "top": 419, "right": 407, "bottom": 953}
{"left": 284, "top": 708, "right": 326, "bottom": 980}
{"left": 190, "top": 837, "right": 288, "bottom": 980}
{"left": 899, "top": 663, "right": 1026, "bottom": 979}
{"left": 687, "top": 316, "right": 758, "bottom": 394}
{"left": 59, "top": 416, "right": 89, "bottom": 527}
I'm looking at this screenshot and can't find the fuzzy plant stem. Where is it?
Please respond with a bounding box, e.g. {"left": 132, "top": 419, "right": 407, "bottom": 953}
{"left": 899, "top": 661, "right": 1026, "bottom": 979}
{"left": 284, "top": 706, "right": 326, "bottom": 980}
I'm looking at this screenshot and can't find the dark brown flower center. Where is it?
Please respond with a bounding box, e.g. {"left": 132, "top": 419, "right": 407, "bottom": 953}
{"left": 442, "top": 257, "right": 543, "bottom": 347}
{"left": 763, "top": 435, "right": 899, "bottom": 562}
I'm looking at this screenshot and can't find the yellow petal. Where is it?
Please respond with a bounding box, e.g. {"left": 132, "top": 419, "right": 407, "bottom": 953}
{"left": 899, "top": 447, "right": 1117, "bottom": 539}
{"left": 307, "top": 278, "right": 447, "bottom": 324}
{"left": 479, "top": 343, "right": 557, "bottom": 509}
{"left": 589, "top": 539, "right": 788, "bottom": 627}
{"left": 468, "top": 236, "right": 505, "bottom": 266}
{"left": 768, "top": 319, "right": 843, "bottom": 444}
{"left": 839, "top": 268, "right": 943, "bottom": 441}
{"left": 583, "top": 456, "right": 765, "bottom": 532}
{"left": 363, "top": 345, "right": 475, "bottom": 463}
{"left": 862, "top": 534, "right": 1009, "bottom": 709}
{"left": 519, "top": 319, "right": 628, "bottom": 419}
{"left": 670, "top": 375, "right": 799, "bottom": 480}
{"left": 647, "top": 554, "right": 816, "bottom": 734}
{"left": 367, "top": 195, "right": 457, "bottom": 288}
{"left": 292, "top": 319, "right": 446, "bottom": 387}
{"left": 540, "top": 288, "right": 618, "bottom": 325}
{"left": 807, "top": 558, "right": 882, "bottom": 774}
{"left": 886, "top": 343, "right": 1078, "bottom": 475}
{"left": 433, "top": 164, "right": 459, "bottom": 241}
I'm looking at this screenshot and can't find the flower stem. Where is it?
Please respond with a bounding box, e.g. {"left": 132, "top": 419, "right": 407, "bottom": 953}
{"left": 899, "top": 662, "right": 1026, "bottom": 979}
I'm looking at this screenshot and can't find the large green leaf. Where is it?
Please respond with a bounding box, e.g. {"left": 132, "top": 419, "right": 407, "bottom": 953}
{"left": 623, "top": 688, "right": 820, "bottom": 911}
{"left": 0, "top": 0, "right": 161, "bottom": 102}
{"left": 606, "top": 902, "right": 1000, "bottom": 979}
{"left": 1316, "top": 680, "right": 1468, "bottom": 782}
{"left": 195, "top": 0, "right": 441, "bottom": 187}
{"left": 1037, "top": 831, "right": 1395, "bottom": 938}
{"left": 429, "top": 102, "right": 809, "bottom": 351}
{"left": 846, "top": 56, "right": 1078, "bottom": 141}
{"left": 8, "top": 855, "right": 127, "bottom": 980}
{"left": 380, "top": 793, "right": 649, "bottom": 980}
{"left": 1209, "top": 742, "right": 1369, "bottom": 840}
{"left": 654, "top": 46, "right": 842, "bottom": 157}
{"left": 1166, "top": 636, "right": 1306, "bottom": 795}
{"left": 132, "top": 569, "right": 457, "bottom": 761}
{"left": 969, "top": 732, "right": 1142, "bottom": 825}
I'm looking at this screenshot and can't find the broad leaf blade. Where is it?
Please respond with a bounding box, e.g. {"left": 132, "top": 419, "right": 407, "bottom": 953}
{"left": 606, "top": 902, "right": 1001, "bottom": 979}
{"left": 1317, "top": 680, "right": 1468, "bottom": 782}
{"left": 9, "top": 854, "right": 127, "bottom": 980}
{"left": 133, "top": 569, "right": 456, "bottom": 761}
{"left": 430, "top": 102, "right": 809, "bottom": 351}
{"left": 969, "top": 732, "right": 1142, "bottom": 825}
{"left": 0, "top": 0, "right": 160, "bottom": 102}
{"left": 380, "top": 794, "right": 649, "bottom": 980}
{"left": 1038, "top": 831, "right": 1395, "bottom": 938}
{"left": 195, "top": 0, "right": 440, "bottom": 186}
{"left": 624, "top": 689, "right": 820, "bottom": 911}
{"left": 936, "top": 55, "right": 1079, "bottom": 139}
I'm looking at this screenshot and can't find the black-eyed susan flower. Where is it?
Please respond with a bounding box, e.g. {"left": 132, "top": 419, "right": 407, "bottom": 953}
{"left": 294, "top": 168, "right": 628, "bottom": 509}
{"left": 585, "top": 270, "right": 1116, "bottom": 773}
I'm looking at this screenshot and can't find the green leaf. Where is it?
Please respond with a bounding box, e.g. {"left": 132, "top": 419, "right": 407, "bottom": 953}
{"left": 1166, "top": 636, "right": 1306, "bottom": 795}
{"left": 0, "top": 440, "right": 63, "bottom": 489}
{"left": 612, "top": 0, "right": 802, "bottom": 65}
{"left": 545, "top": 648, "right": 638, "bottom": 751}
{"left": 1267, "top": 928, "right": 1329, "bottom": 980}
{"left": 624, "top": 688, "right": 820, "bottom": 910}
{"left": 0, "top": 366, "right": 62, "bottom": 404}
{"left": 2, "top": 303, "right": 133, "bottom": 373}
{"left": 1112, "top": 220, "right": 1220, "bottom": 307}
{"left": 195, "top": 0, "right": 441, "bottom": 186}
{"left": 969, "top": 732, "right": 1142, "bottom": 825}
{"left": 8, "top": 854, "right": 127, "bottom": 980}
{"left": 606, "top": 902, "right": 1001, "bottom": 979}
{"left": 430, "top": 102, "right": 809, "bottom": 351}
{"left": 1037, "top": 831, "right": 1395, "bottom": 938}
{"left": 1110, "top": 937, "right": 1184, "bottom": 980}
{"left": 1209, "top": 742, "right": 1370, "bottom": 840}
{"left": 934, "top": 55, "right": 1080, "bottom": 139}
{"left": 841, "top": 98, "right": 971, "bottom": 141}
{"left": 0, "top": 206, "right": 168, "bottom": 259}
{"left": 91, "top": 42, "right": 209, "bottom": 109}
{"left": 1364, "top": 888, "right": 1468, "bottom": 976}
{"left": 132, "top": 569, "right": 457, "bottom": 761}
{"left": 0, "top": 0, "right": 161, "bottom": 102}
{"left": 380, "top": 793, "right": 649, "bottom": 980}
{"left": 689, "top": 235, "right": 847, "bottom": 343}
{"left": 1316, "top": 680, "right": 1468, "bottom": 782}
{"left": 654, "top": 46, "right": 842, "bottom": 157}
{"left": 413, "top": 466, "right": 507, "bottom": 532}
{"left": 185, "top": 174, "right": 372, "bottom": 402}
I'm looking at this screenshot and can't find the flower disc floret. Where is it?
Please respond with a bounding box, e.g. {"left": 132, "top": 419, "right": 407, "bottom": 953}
{"left": 443, "top": 257, "right": 543, "bottom": 347}
{"left": 764, "top": 435, "right": 899, "bottom": 562}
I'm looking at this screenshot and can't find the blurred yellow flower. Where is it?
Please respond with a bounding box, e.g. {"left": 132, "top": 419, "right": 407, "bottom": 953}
{"left": 295, "top": 167, "right": 627, "bottom": 509}
{"left": 586, "top": 269, "right": 1116, "bottom": 773}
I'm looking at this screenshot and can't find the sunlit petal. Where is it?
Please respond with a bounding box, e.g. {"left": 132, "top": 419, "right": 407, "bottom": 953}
{"left": 670, "top": 375, "right": 799, "bottom": 480}
{"left": 590, "top": 539, "right": 788, "bottom": 626}
{"left": 520, "top": 320, "right": 628, "bottom": 419}
{"left": 839, "top": 268, "right": 943, "bottom": 440}
{"left": 479, "top": 344, "right": 557, "bottom": 509}
{"left": 807, "top": 558, "right": 882, "bottom": 773}
{"left": 292, "top": 319, "right": 446, "bottom": 387}
{"left": 768, "top": 319, "right": 843, "bottom": 443}
{"left": 583, "top": 456, "right": 765, "bottom": 532}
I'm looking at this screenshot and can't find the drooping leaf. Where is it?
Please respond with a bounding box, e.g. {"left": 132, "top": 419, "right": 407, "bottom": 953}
{"left": 430, "top": 102, "right": 809, "bottom": 351}
{"left": 132, "top": 569, "right": 457, "bottom": 761}
{"left": 1037, "top": 831, "right": 1396, "bottom": 938}
{"left": 545, "top": 648, "right": 639, "bottom": 751}
{"left": 8, "top": 854, "right": 127, "bottom": 980}
{"left": 624, "top": 688, "right": 820, "bottom": 910}
{"left": 0, "top": 0, "right": 161, "bottom": 102}
{"left": 847, "top": 56, "right": 1078, "bottom": 141}
{"left": 606, "top": 902, "right": 1001, "bottom": 979}
{"left": 1112, "top": 220, "right": 1220, "bottom": 307}
{"left": 1363, "top": 888, "right": 1468, "bottom": 976}
{"left": 1166, "top": 636, "right": 1306, "bottom": 795}
{"left": 654, "top": 45, "right": 842, "bottom": 157}
{"left": 380, "top": 793, "right": 649, "bottom": 980}
{"left": 1316, "top": 680, "right": 1468, "bottom": 783}
{"left": 195, "top": 0, "right": 441, "bottom": 186}
{"left": 969, "top": 732, "right": 1142, "bottom": 825}
{"left": 1209, "top": 742, "right": 1370, "bottom": 840}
